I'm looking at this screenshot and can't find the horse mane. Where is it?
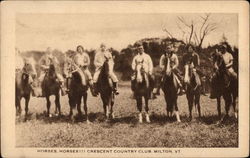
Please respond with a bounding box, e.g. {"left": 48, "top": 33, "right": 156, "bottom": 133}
{"left": 98, "top": 60, "right": 109, "bottom": 83}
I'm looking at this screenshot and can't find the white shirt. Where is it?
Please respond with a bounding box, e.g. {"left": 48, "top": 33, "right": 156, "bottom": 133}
{"left": 132, "top": 52, "right": 153, "bottom": 74}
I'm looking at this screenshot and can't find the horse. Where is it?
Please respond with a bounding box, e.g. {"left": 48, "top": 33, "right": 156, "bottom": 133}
{"left": 161, "top": 56, "right": 181, "bottom": 122}
{"left": 16, "top": 57, "right": 37, "bottom": 119}
{"left": 211, "top": 53, "right": 238, "bottom": 120}
{"left": 96, "top": 58, "right": 115, "bottom": 121}
{"left": 33, "top": 63, "right": 62, "bottom": 117}
{"left": 66, "top": 61, "right": 89, "bottom": 123}
{"left": 184, "top": 64, "right": 202, "bottom": 120}
{"left": 133, "top": 60, "right": 152, "bottom": 123}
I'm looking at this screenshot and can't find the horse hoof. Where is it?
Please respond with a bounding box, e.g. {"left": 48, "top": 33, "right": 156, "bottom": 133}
{"left": 86, "top": 120, "right": 91, "bottom": 124}
{"left": 146, "top": 115, "right": 151, "bottom": 123}
{"left": 177, "top": 120, "right": 181, "bottom": 123}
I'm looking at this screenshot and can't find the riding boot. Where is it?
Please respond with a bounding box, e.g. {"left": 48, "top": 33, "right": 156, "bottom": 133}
{"left": 60, "top": 82, "right": 67, "bottom": 96}
{"left": 113, "top": 82, "right": 119, "bottom": 95}
{"left": 89, "top": 80, "right": 97, "bottom": 97}
{"left": 92, "top": 83, "right": 98, "bottom": 97}
{"left": 177, "top": 82, "right": 185, "bottom": 96}
{"left": 209, "top": 87, "right": 217, "bottom": 99}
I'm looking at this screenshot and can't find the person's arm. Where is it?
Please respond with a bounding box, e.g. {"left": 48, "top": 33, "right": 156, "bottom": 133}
{"left": 52, "top": 57, "right": 59, "bottom": 65}
{"left": 159, "top": 55, "right": 165, "bottom": 70}
{"left": 86, "top": 53, "right": 90, "bottom": 66}
{"left": 196, "top": 53, "right": 200, "bottom": 66}
{"left": 131, "top": 56, "right": 137, "bottom": 71}
{"left": 226, "top": 53, "right": 234, "bottom": 68}
{"left": 172, "top": 54, "right": 179, "bottom": 70}
{"left": 94, "top": 53, "right": 103, "bottom": 68}
{"left": 148, "top": 55, "right": 153, "bottom": 75}
{"left": 39, "top": 56, "right": 49, "bottom": 70}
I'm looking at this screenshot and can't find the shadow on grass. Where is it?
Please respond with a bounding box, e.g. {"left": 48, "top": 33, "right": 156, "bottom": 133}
{"left": 195, "top": 114, "right": 238, "bottom": 126}
{"left": 17, "top": 111, "right": 238, "bottom": 127}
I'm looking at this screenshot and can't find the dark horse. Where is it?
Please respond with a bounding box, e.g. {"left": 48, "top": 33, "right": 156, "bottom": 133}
{"left": 33, "top": 63, "right": 62, "bottom": 117}
{"left": 66, "top": 66, "right": 89, "bottom": 123}
{"left": 133, "top": 60, "right": 152, "bottom": 123}
{"left": 161, "top": 56, "right": 181, "bottom": 122}
{"left": 16, "top": 57, "right": 37, "bottom": 119}
{"left": 184, "top": 64, "right": 202, "bottom": 120}
{"left": 96, "top": 59, "right": 115, "bottom": 120}
{"left": 212, "top": 53, "right": 238, "bottom": 119}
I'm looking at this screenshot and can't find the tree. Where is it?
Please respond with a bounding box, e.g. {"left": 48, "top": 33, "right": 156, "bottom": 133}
{"left": 163, "top": 14, "right": 218, "bottom": 48}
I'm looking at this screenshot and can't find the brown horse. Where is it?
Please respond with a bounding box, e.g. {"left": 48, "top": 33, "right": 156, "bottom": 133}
{"left": 16, "top": 57, "right": 37, "bottom": 119}
{"left": 211, "top": 53, "right": 238, "bottom": 120}
{"left": 66, "top": 64, "right": 89, "bottom": 123}
{"left": 184, "top": 65, "right": 202, "bottom": 120}
{"left": 96, "top": 59, "right": 115, "bottom": 121}
{"left": 133, "top": 60, "right": 152, "bottom": 123}
{"left": 161, "top": 56, "right": 181, "bottom": 122}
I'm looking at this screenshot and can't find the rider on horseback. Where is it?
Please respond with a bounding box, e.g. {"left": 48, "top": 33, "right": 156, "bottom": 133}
{"left": 93, "top": 43, "right": 119, "bottom": 96}
{"left": 38, "top": 47, "right": 66, "bottom": 97}
{"left": 131, "top": 43, "right": 154, "bottom": 98}
{"left": 183, "top": 45, "right": 206, "bottom": 95}
{"left": 159, "top": 44, "right": 185, "bottom": 95}
{"left": 210, "top": 43, "right": 237, "bottom": 99}
{"left": 70, "top": 45, "right": 95, "bottom": 96}
{"left": 15, "top": 48, "right": 35, "bottom": 85}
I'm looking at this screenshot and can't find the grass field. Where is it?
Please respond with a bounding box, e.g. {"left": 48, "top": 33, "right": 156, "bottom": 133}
{"left": 16, "top": 81, "right": 238, "bottom": 147}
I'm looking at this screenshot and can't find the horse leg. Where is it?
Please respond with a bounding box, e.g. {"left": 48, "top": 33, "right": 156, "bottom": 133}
{"left": 217, "top": 97, "right": 221, "bottom": 119}
{"left": 55, "top": 94, "right": 61, "bottom": 117}
{"left": 101, "top": 94, "right": 108, "bottom": 119}
{"left": 110, "top": 95, "right": 115, "bottom": 119}
{"left": 46, "top": 96, "right": 52, "bottom": 117}
{"left": 164, "top": 94, "right": 170, "bottom": 118}
{"left": 223, "top": 94, "right": 231, "bottom": 120}
{"left": 83, "top": 92, "right": 90, "bottom": 123}
{"left": 24, "top": 96, "right": 30, "bottom": 120}
{"left": 174, "top": 97, "right": 181, "bottom": 122}
{"left": 16, "top": 96, "right": 21, "bottom": 116}
{"left": 232, "top": 94, "right": 237, "bottom": 119}
{"left": 136, "top": 96, "right": 143, "bottom": 123}
{"left": 187, "top": 94, "right": 194, "bottom": 120}
{"left": 144, "top": 96, "right": 150, "bottom": 123}
{"left": 195, "top": 94, "right": 201, "bottom": 118}
{"left": 77, "top": 96, "right": 82, "bottom": 116}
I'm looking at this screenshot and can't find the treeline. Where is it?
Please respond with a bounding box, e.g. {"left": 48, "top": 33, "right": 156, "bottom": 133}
{"left": 21, "top": 37, "right": 238, "bottom": 80}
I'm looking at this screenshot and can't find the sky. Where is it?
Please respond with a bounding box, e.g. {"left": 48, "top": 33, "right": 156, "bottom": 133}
{"left": 16, "top": 13, "right": 238, "bottom": 52}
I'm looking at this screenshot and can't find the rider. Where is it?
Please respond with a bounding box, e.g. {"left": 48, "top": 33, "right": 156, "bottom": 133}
{"left": 131, "top": 43, "right": 154, "bottom": 98}
{"left": 72, "top": 45, "right": 95, "bottom": 95}
{"left": 93, "top": 43, "right": 119, "bottom": 96}
{"left": 38, "top": 47, "right": 66, "bottom": 96}
{"left": 209, "top": 44, "right": 237, "bottom": 99}
{"left": 220, "top": 43, "right": 237, "bottom": 79}
{"left": 15, "top": 48, "right": 35, "bottom": 85}
{"left": 159, "top": 44, "right": 185, "bottom": 95}
{"left": 182, "top": 45, "right": 206, "bottom": 95}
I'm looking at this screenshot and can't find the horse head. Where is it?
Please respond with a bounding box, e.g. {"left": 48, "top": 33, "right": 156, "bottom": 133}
{"left": 165, "top": 56, "right": 172, "bottom": 77}
{"left": 23, "top": 57, "right": 37, "bottom": 80}
{"left": 135, "top": 59, "right": 145, "bottom": 83}
{"left": 184, "top": 64, "right": 190, "bottom": 84}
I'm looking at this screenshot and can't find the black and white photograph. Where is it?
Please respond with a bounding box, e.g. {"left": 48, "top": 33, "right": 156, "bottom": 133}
{"left": 1, "top": 1, "right": 249, "bottom": 157}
